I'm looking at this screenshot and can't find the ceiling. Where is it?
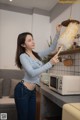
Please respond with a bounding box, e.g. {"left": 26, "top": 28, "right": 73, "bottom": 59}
{"left": 0, "top": 0, "right": 58, "bottom": 11}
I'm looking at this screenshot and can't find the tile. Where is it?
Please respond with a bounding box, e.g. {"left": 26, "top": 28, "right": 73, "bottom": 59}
{"left": 75, "top": 53, "right": 79, "bottom": 59}
{"left": 74, "top": 66, "right": 79, "bottom": 72}
{"left": 74, "top": 72, "right": 80, "bottom": 76}
{"left": 78, "top": 66, "right": 80, "bottom": 71}
{"left": 50, "top": 52, "right": 80, "bottom": 75}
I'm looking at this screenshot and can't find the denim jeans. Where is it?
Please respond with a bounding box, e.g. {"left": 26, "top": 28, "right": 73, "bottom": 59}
{"left": 14, "top": 81, "right": 36, "bottom": 120}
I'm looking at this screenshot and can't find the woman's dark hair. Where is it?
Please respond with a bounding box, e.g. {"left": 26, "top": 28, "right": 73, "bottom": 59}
{"left": 15, "top": 32, "right": 41, "bottom": 69}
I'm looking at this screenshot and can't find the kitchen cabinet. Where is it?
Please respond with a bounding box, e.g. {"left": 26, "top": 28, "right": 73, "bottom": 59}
{"left": 36, "top": 85, "right": 41, "bottom": 120}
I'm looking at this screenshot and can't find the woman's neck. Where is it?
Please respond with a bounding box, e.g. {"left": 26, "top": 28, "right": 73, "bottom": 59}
{"left": 26, "top": 49, "right": 37, "bottom": 60}
{"left": 26, "top": 49, "right": 32, "bottom": 55}
{"left": 26, "top": 50, "right": 35, "bottom": 58}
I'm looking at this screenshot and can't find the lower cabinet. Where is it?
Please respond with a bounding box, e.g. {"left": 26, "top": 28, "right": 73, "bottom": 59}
{"left": 36, "top": 86, "right": 41, "bottom": 120}
{"left": 36, "top": 85, "right": 62, "bottom": 120}
{"left": 40, "top": 95, "right": 62, "bottom": 120}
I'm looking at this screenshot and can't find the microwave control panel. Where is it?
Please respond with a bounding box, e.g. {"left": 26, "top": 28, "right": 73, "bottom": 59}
{"left": 58, "top": 77, "right": 63, "bottom": 91}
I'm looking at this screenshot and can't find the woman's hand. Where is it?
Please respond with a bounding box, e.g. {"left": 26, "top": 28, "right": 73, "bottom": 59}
{"left": 50, "top": 54, "right": 59, "bottom": 65}
{"left": 56, "top": 24, "right": 62, "bottom": 32}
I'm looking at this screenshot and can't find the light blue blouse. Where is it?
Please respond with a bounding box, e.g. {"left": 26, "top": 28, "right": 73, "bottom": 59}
{"left": 20, "top": 32, "right": 60, "bottom": 84}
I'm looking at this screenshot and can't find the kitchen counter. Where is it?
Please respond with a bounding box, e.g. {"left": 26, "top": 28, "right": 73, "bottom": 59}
{"left": 40, "top": 83, "right": 80, "bottom": 120}
{"left": 40, "top": 83, "right": 80, "bottom": 108}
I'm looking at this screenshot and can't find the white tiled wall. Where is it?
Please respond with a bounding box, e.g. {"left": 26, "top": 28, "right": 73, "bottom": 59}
{"left": 48, "top": 53, "right": 80, "bottom": 76}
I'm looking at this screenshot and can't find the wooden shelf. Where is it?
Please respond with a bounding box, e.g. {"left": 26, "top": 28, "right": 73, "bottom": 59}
{"left": 59, "top": 48, "right": 80, "bottom": 55}
{"left": 49, "top": 48, "right": 80, "bottom": 56}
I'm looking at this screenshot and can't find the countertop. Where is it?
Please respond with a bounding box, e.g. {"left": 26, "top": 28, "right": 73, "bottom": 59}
{"left": 40, "top": 83, "right": 80, "bottom": 108}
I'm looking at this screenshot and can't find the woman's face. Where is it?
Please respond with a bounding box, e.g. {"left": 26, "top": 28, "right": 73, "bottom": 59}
{"left": 24, "top": 34, "right": 35, "bottom": 50}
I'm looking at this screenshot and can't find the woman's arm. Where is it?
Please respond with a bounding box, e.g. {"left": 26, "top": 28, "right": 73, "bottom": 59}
{"left": 38, "top": 25, "right": 62, "bottom": 58}
{"left": 38, "top": 32, "right": 60, "bottom": 58}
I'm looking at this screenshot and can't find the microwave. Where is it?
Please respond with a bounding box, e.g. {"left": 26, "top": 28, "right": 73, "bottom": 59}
{"left": 49, "top": 74, "right": 80, "bottom": 95}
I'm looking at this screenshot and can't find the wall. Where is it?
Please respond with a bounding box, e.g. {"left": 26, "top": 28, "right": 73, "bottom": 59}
{"left": 51, "top": 4, "right": 80, "bottom": 34}
{"left": 32, "top": 13, "right": 51, "bottom": 51}
{"left": 0, "top": 9, "right": 50, "bottom": 70}
{"left": 49, "top": 53, "right": 80, "bottom": 76}
{"left": 49, "top": 4, "right": 80, "bottom": 76}
{"left": 0, "top": 9, "right": 32, "bottom": 70}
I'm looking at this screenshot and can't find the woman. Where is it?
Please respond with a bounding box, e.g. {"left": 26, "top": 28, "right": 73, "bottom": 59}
{"left": 14, "top": 24, "right": 62, "bottom": 120}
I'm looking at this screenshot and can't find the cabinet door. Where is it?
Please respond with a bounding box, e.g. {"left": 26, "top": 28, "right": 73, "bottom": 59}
{"left": 36, "top": 90, "right": 41, "bottom": 120}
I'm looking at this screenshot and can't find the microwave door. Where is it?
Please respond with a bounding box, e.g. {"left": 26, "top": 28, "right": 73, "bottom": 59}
{"left": 50, "top": 76, "right": 58, "bottom": 91}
